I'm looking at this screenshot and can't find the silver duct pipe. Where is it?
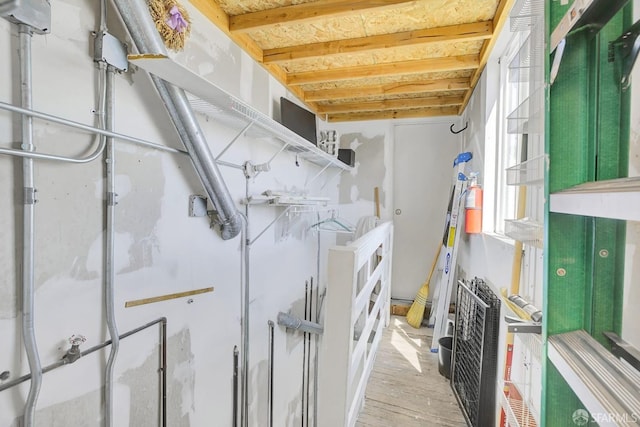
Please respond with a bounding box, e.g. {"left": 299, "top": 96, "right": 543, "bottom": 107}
{"left": 112, "top": 0, "right": 242, "bottom": 240}
{"left": 277, "top": 312, "right": 324, "bottom": 336}
{"left": 103, "top": 64, "right": 119, "bottom": 427}
{"left": 19, "top": 23, "right": 42, "bottom": 427}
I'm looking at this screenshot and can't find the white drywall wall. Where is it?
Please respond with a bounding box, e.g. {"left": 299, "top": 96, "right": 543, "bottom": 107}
{"left": 0, "top": 2, "right": 339, "bottom": 426}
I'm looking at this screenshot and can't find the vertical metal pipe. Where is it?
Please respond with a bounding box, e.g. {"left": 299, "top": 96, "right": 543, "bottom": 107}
{"left": 267, "top": 321, "right": 274, "bottom": 427}
{"left": 104, "top": 65, "right": 119, "bottom": 427}
{"left": 306, "top": 279, "right": 312, "bottom": 427}
{"left": 239, "top": 213, "right": 249, "bottom": 427}
{"left": 233, "top": 346, "right": 239, "bottom": 427}
{"left": 161, "top": 319, "right": 167, "bottom": 427}
{"left": 302, "top": 281, "right": 308, "bottom": 427}
{"left": 19, "top": 23, "right": 42, "bottom": 427}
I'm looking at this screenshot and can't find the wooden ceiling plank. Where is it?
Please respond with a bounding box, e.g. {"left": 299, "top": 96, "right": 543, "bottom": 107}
{"left": 305, "top": 78, "right": 470, "bottom": 102}
{"left": 189, "top": 0, "right": 318, "bottom": 113}
{"left": 229, "top": 0, "right": 416, "bottom": 33}
{"left": 328, "top": 106, "right": 460, "bottom": 122}
{"left": 458, "top": 0, "right": 515, "bottom": 114}
{"left": 288, "top": 55, "right": 479, "bottom": 85}
{"left": 263, "top": 21, "right": 493, "bottom": 64}
{"left": 316, "top": 95, "right": 465, "bottom": 114}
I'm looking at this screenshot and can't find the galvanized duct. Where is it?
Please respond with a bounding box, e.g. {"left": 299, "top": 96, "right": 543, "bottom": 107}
{"left": 112, "top": 0, "right": 242, "bottom": 240}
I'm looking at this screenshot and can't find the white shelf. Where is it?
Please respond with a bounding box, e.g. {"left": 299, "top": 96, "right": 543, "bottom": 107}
{"left": 509, "top": 33, "right": 543, "bottom": 83}
{"left": 510, "top": 0, "right": 544, "bottom": 32}
{"left": 128, "top": 54, "right": 353, "bottom": 171}
{"left": 505, "top": 218, "right": 543, "bottom": 248}
{"left": 550, "top": 177, "right": 640, "bottom": 221}
{"left": 506, "top": 89, "right": 543, "bottom": 134}
{"left": 548, "top": 330, "right": 640, "bottom": 426}
{"left": 506, "top": 155, "right": 547, "bottom": 186}
{"left": 245, "top": 194, "right": 330, "bottom": 207}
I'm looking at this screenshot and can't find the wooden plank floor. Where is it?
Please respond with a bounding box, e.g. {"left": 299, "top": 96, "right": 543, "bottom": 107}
{"left": 356, "top": 316, "right": 467, "bottom": 427}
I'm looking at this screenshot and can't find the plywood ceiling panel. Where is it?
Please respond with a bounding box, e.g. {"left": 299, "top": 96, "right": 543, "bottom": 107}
{"left": 191, "top": 0, "right": 514, "bottom": 122}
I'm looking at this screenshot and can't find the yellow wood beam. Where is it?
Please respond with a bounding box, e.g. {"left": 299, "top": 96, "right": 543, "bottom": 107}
{"left": 305, "top": 78, "right": 470, "bottom": 102}
{"left": 316, "top": 95, "right": 464, "bottom": 114}
{"left": 327, "top": 106, "right": 459, "bottom": 122}
{"left": 263, "top": 21, "right": 493, "bottom": 64}
{"left": 189, "top": 0, "right": 318, "bottom": 112}
{"left": 229, "top": 0, "right": 416, "bottom": 33}
{"left": 125, "top": 287, "right": 214, "bottom": 308}
{"left": 288, "top": 55, "right": 479, "bottom": 85}
{"left": 458, "top": 0, "right": 515, "bottom": 114}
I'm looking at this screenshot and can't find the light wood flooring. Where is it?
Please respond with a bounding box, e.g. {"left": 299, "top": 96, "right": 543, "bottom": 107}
{"left": 356, "top": 316, "right": 467, "bottom": 427}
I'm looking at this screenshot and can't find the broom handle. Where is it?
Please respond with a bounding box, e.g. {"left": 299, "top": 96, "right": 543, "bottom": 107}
{"left": 426, "top": 245, "right": 442, "bottom": 284}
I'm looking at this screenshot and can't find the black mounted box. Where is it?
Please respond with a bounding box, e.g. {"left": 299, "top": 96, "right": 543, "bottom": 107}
{"left": 337, "top": 149, "right": 355, "bottom": 167}
{"left": 280, "top": 97, "right": 317, "bottom": 145}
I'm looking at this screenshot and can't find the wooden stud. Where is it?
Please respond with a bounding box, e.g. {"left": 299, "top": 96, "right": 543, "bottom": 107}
{"left": 229, "top": 0, "right": 416, "bottom": 33}
{"left": 327, "top": 106, "right": 459, "bottom": 122}
{"left": 316, "top": 95, "right": 463, "bottom": 114}
{"left": 263, "top": 21, "right": 493, "bottom": 64}
{"left": 305, "top": 78, "right": 469, "bottom": 102}
{"left": 125, "top": 287, "right": 214, "bottom": 308}
{"left": 288, "top": 55, "right": 479, "bottom": 86}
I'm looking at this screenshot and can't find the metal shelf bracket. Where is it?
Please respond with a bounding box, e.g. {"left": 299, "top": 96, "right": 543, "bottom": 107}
{"left": 609, "top": 19, "right": 640, "bottom": 91}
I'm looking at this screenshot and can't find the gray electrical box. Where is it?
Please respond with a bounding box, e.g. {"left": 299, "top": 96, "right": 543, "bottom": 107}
{"left": 0, "top": 0, "right": 51, "bottom": 34}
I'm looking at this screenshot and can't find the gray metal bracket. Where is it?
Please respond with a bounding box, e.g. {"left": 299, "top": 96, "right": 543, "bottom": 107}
{"left": 188, "top": 195, "right": 208, "bottom": 217}
{"left": 609, "top": 19, "right": 640, "bottom": 91}
{"left": 603, "top": 331, "right": 640, "bottom": 371}
{"left": 505, "top": 316, "right": 541, "bottom": 334}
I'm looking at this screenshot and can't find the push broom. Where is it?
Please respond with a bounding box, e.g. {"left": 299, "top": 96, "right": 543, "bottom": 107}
{"left": 406, "top": 245, "right": 441, "bottom": 328}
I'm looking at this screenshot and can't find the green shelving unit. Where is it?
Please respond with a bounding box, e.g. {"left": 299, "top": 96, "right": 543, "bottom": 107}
{"left": 543, "top": 0, "right": 635, "bottom": 425}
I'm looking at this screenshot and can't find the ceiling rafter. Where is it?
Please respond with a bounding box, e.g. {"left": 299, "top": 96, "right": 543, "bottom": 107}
{"left": 288, "top": 54, "right": 479, "bottom": 85}
{"left": 304, "top": 77, "right": 471, "bottom": 102}
{"left": 262, "top": 21, "right": 493, "bottom": 64}
{"left": 316, "top": 95, "right": 464, "bottom": 114}
{"left": 229, "top": 0, "right": 416, "bottom": 33}
{"left": 328, "top": 106, "right": 460, "bottom": 122}
{"left": 192, "top": 0, "right": 509, "bottom": 122}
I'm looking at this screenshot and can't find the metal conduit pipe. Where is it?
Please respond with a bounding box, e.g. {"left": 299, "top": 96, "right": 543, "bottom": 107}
{"left": 103, "top": 64, "right": 119, "bottom": 427}
{"left": 276, "top": 312, "right": 324, "bottom": 336}
{"left": 0, "top": 317, "right": 168, "bottom": 427}
{"left": 19, "top": 23, "right": 42, "bottom": 427}
{"left": 112, "top": 0, "right": 242, "bottom": 240}
{"left": 239, "top": 213, "right": 249, "bottom": 427}
{"left": 0, "top": 101, "right": 186, "bottom": 156}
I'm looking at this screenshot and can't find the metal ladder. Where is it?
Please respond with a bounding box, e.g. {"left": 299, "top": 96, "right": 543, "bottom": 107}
{"left": 428, "top": 152, "right": 472, "bottom": 352}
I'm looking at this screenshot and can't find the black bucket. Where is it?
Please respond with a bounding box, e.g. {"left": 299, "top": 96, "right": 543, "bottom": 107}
{"left": 438, "top": 336, "right": 453, "bottom": 379}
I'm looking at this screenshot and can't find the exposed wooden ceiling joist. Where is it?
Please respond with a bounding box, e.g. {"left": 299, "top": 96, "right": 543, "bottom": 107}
{"left": 328, "top": 106, "right": 460, "bottom": 122}
{"left": 316, "top": 95, "right": 464, "bottom": 114}
{"left": 194, "top": 0, "right": 510, "bottom": 122}
{"left": 288, "top": 54, "right": 479, "bottom": 85}
{"left": 304, "top": 77, "right": 470, "bottom": 102}
{"left": 262, "top": 21, "right": 493, "bottom": 64}
{"left": 229, "top": 0, "right": 416, "bottom": 33}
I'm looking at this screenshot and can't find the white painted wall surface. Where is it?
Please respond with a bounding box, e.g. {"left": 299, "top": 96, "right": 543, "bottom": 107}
{"left": 0, "top": 2, "right": 339, "bottom": 426}
{"left": 391, "top": 122, "right": 460, "bottom": 300}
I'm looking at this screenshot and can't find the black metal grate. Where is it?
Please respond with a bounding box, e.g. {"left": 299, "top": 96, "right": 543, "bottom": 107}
{"left": 452, "top": 278, "right": 501, "bottom": 427}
